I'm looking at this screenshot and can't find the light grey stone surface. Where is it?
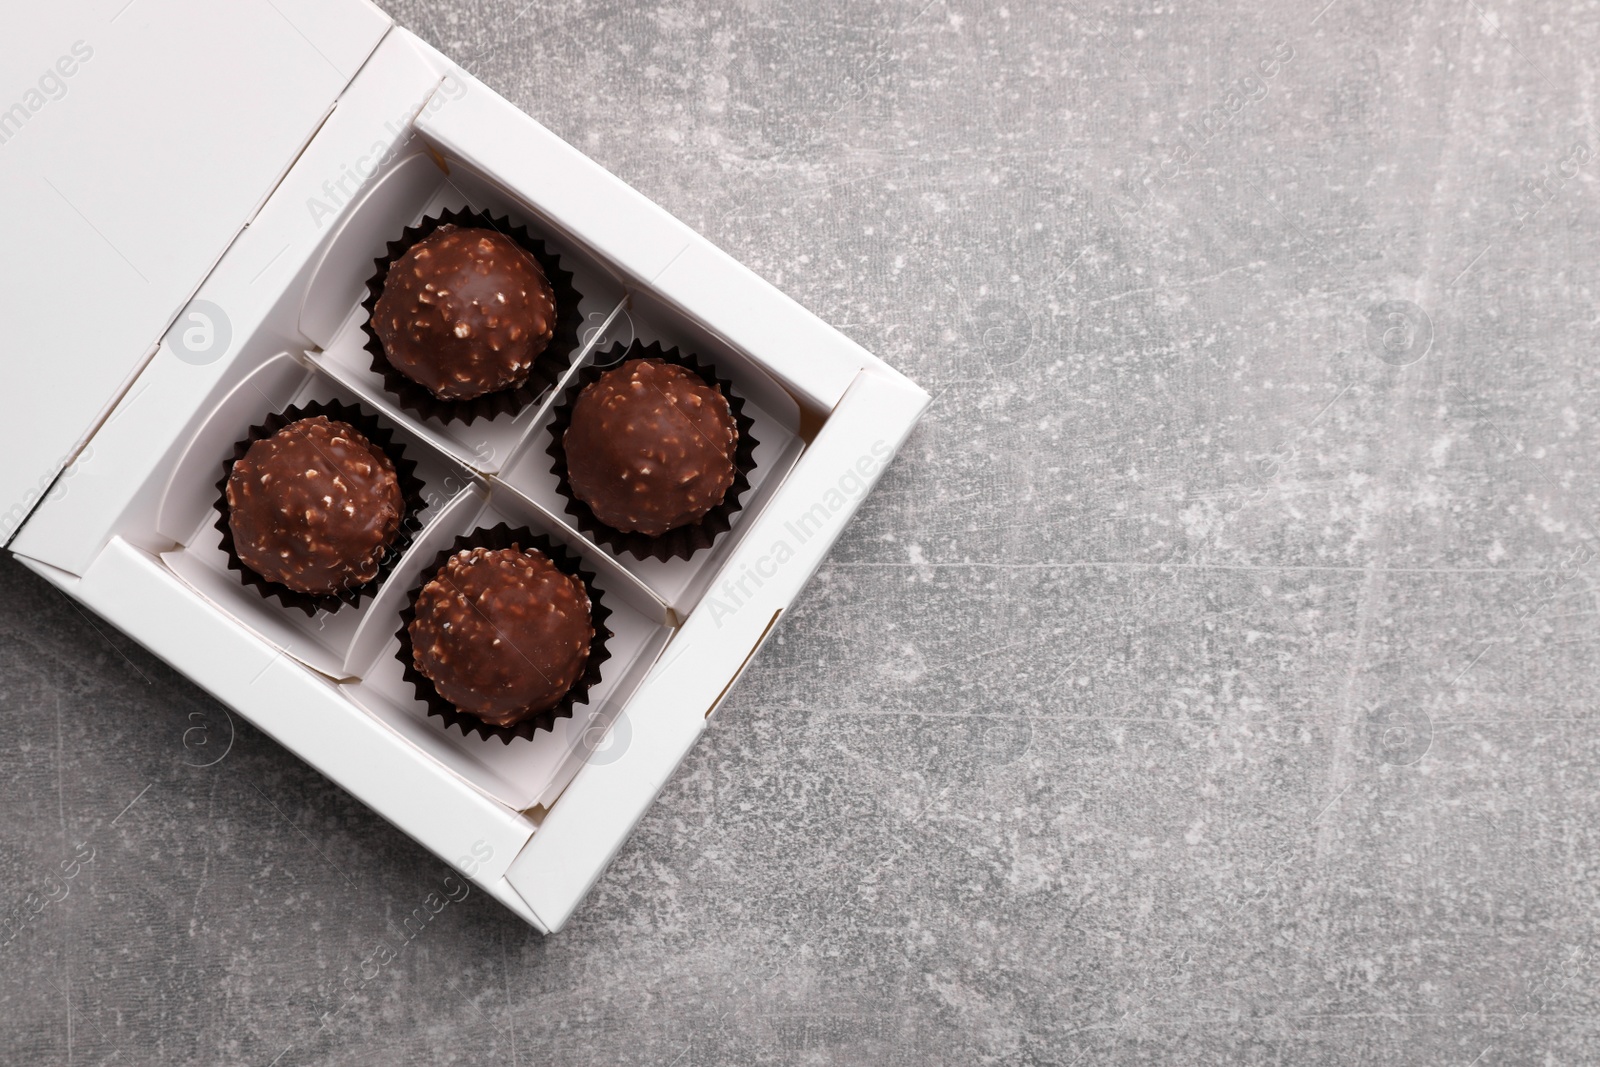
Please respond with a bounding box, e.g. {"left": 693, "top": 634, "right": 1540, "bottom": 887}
{"left": 6, "top": 0, "right": 1600, "bottom": 1062}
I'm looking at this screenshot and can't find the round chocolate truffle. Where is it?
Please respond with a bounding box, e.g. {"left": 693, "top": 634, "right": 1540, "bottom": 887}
{"left": 408, "top": 546, "right": 593, "bottom": 725}
{"left": 225, "top": 416, "right": 405, "bottom": 596}
{"left": 562, "top": 358, "right": 739, "bottom": 537}
{"left": 372, "top": 225, "right": 556, "bottom": 401}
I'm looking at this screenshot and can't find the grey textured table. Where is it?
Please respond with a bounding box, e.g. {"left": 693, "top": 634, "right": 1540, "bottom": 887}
{"left": 5, "top": 0, "right": 1599, "bottom": 1063}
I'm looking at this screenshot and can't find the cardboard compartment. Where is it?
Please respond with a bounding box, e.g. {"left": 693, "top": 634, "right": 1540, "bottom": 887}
{"left": 495, "top": 297, "right": 807, "bottom": 612}
{"left": 155, "top": 351, "right": 471, "bottom": 679}
{"left": 301, "top": 147, "right": 628, "bottom": 476}
{"left": 341, "top": 483, "right": 674, "bottom": 811}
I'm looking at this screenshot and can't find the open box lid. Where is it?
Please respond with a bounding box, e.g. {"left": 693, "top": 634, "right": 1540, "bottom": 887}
{"left": 0, "top": 0, "right": 391, "bottom": 542}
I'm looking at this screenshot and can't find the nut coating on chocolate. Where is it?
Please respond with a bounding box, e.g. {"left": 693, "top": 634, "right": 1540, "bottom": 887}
{"left": 225, "top": 416, "right": 404, "bottom": 596}
{"left": 372, "top": 225, "right": 556, "bottom": 401}
{"left": 409, "top": 546, "right": 593, "bottom": 724}
{"left": 563, "top": 358, "right": 739, "bottom": 537}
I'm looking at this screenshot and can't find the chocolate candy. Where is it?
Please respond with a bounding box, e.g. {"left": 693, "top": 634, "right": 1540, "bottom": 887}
{"left": 408, "top": 546, "right": 593, "bottom": 724}
{"left": 372, "top": 225, "right": 556, "bottom": 401}
{"left": 562, "top": 358, "right": 738, "bottom": 537}
{"left": 225, "top": 416, "right": 404, "bottom": 596}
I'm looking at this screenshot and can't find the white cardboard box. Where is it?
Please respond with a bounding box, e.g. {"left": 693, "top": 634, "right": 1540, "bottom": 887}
{"left": 1, "top": 0, "right": 927, "bottom": 933}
